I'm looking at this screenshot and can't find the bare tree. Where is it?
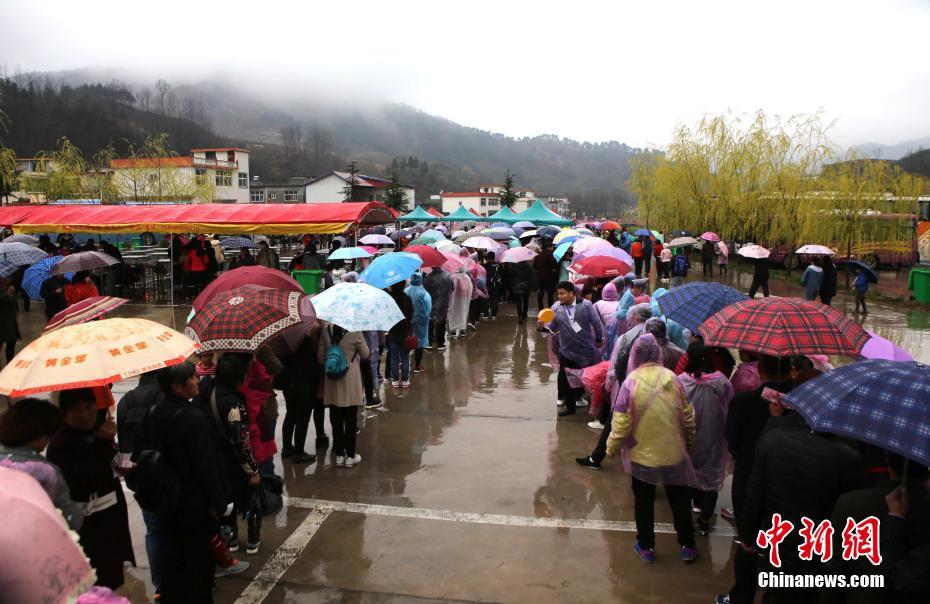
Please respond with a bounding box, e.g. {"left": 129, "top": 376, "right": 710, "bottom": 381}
{"left": 165, "top": 90, "right": 179, "bottom": 118}
{"left": 279, "top": 125, "right": 303, "bottom": 175}
{"left": 154, "top": 79, "right": 171, "bottom": 115}
{"left": 137, "top": 86, "right": 152, "bottom": 113}
{"left": 182, "top": 96, "right": 197, "bottom": 122}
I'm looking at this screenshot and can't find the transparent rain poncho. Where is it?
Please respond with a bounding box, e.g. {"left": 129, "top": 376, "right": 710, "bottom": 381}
{"left": 678, "top": 367, "right": 734, "bottom": 491}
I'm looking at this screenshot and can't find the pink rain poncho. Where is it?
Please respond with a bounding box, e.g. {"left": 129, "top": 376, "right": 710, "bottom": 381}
{"left": 730, "top": 360, "right": 761, "bottom": 394}
{"left": 678, "top": 370, "right": 733, "bottom": 491}
{"left": 448, "top": 267, "right": 473, "bottom": 333}
{"left": 606, "top": 334, "right": 697, "bottom": 487}
{"left": 594, "top": 282, "right": 620, "bottom": 358}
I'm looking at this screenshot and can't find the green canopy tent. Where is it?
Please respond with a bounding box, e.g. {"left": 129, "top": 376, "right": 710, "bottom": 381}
{"left": 485, "top": 206, "right": 520, "bottom": 223}
{"left": 397, "top": 206, "right": 438, "bottom": 222}
{"left": 440, "top": 205, "right": 480, "bottom": 222}
{"left": 511, "top": 200, "right": 573, "bottom": 226}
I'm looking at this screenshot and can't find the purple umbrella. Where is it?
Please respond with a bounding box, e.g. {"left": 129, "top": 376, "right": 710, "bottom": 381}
{"left": 860, "top": 330, "right": 914, "bottom": 362}
{"left": 574, "top": 246, "right": 634, "bottom": 265}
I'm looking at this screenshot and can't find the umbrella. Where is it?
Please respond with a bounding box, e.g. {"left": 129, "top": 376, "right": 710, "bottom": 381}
{"left": 434, "top": 225, "right": 448, "bottom": 233}
{"left": 220, "top": 236, "right": 258, "bottom": 249}
{"left": 669, "top": 229, "right": 692, "bottom": 239}
{"left": 461, "top": 220, "right": 478, "bottom": 229}
{"left": 553, "top": 230, "right": 581, "bottom": 245}
{"left": 185, "top": 287, "right": 305, "bottom": 352}
{"left": 502, "top": 247, "right": 538, "bottom": 263}
{"left": 667, "top": 237, "right": 699, "bottom": 248}
{"left": 461, "top": 236, "right": 498, "bottom": 251}
{"left": 388, "top": 229, "right": 409, "bottom": 241}
{"left": 601, "top": 220, "right": 621, "bottom": 231}
{"left": 860, "top": 330, "right": 913, "bottom": 361}
{"left": 213, "top": 285, "right": 317, "bottom": 357}
{"left": 439, "top": 251, "right": 466, "bottom": 272}
{"left": 795, "top": 244, "right": 835, "bottom": 256}
{"left": 368, "top": 225, "right": 387, "bottom": 235}
{"left": 450, "top": 230, "right": 466, "bottom": 240}
{"left": 576, "top": 228, "right": 595, "bottom": 237}
{"left": 506, "top": 239, "right": 521, "bottom": 249}
{"left": 572, "top": 237, "right": 614, "bottom": 256}
{"left": 50, "top": 250, "right": 120, "bottom": 275}
{"left": 569, "top": 256, "right": 632, "bottom": 278}
{"left": 737, "top": 244, "right": 770, "bottom": 259}
{"left": 0, "top": 242, "right": 48, "bottom": 266}
{"left": 359, "top": 245, "right": 379, "bottom": 255}
{"left": 23, "top": 256, "right": 74, "bottom": 301}
{"left": 513, "top": 221, "right": 535, "bottom": 228}
{"left": 537, "top": 226, "right": 561, "bottom": 239}
{"left": 651, "top": 230, "right": 665, "bottom": 243}
{"left": 554, "top": 241, "right": 572, "bottom": 261}
{"left": 699, "top": 297, "right": 870, "bottom": 357}
{"left": 519, "top": 230, "right": 538, "bottom": 239}
{"left": 700, "top": 232, "right": 721, "bottom": 242}
{"left": 0, "top": 260, "right": 20, "bottom": 278}
{"left": 3, "top": 234, "right": 39, "bottom": 244}
{"left": 359, "top": 234, "right": 395, "bottom": 246}
{"left": 783, "top": 360, "right": 930, "bottom": 466}
{"left": 311, "top": 282, "right": 404, "bottom": 332}
{"left": 420, "top": 229, "right": 447, "bottom": 242}
{"left": 404, "top": 244, "right": 446, "bottom": 268}
{"left": 332, "top": 236, "right": 348, "bottom": 247}
{"left": 844, "top": 259, "right": 878, "bottom": 283}
{"left": 360, "top": 252, "right": 423, "bottom": 288}
{"left": 43, "top": 296, "right": 129, "bottom": 333}
{"left": 193, "top": 267, "right": 303, "bottom": 313}
{"left": 0, "top": 466, "right": 95, "bottom": 604}
{"left": 0, "top": 318, "right": 198, "bottom": 396}
{"left": 633, "top": 228, "right": 653, "bottom": 237}
{"left": 574, "top": 246, "right": 634, "bottom": 265}
{"left": 434, "top": 240, "right": 462, "bottom": 255}
{"left": 657, "top": 282, "right": 750, "bottom": 332}
{"left": 486, "top": 227, "right": 516, "bottom": 240}
{"left": 408, "top": 236, "right": 434, "bottom": 247}
{"left": 328, "top": 246, "right": 373, "bottom": 261}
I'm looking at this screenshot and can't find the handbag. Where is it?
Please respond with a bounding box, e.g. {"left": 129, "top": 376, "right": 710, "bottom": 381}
{"left": 404, "top": 334, "right": 418, "bottom": 351}
{"left": 251, "top": 474, "right": 284, "bottom": 516}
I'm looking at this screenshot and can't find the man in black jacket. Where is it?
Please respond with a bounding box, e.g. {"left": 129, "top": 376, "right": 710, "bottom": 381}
{"left": 40, "top": 274, "right": 68, "bottom": 321}
{"left": 140, "top": 363, "right": 225, "bottom": 604}
{"left": 749, "top": 257, "right": 770, "bottom": 298}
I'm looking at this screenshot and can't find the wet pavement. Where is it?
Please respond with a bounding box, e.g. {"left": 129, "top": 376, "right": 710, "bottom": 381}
{"left": 10, "top": 272, "right": 930, "bottom": 604}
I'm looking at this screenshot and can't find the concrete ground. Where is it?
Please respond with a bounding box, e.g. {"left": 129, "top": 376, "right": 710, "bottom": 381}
{"left": 12, "top": 267, "right": 928, "bottom": 604}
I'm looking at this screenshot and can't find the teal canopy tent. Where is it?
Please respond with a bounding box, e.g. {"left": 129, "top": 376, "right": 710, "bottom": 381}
{"left": 511, "top": 200, "right": 573, "bottom": 226}
{"left": 440, "top": 206, "right": 479, "bottom": 222}
{"left": 397, "top": 206, "right": 438, "bottom": 222}
{"left": 485, "top": 206, "right": 520, "bottom": 223}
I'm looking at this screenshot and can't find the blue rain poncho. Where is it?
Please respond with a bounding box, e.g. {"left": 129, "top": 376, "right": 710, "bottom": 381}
{"left": 405, "top": 273, "right": 432, "bottom": 345}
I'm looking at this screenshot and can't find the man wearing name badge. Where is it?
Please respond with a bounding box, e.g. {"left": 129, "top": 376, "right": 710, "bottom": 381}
{"left": 538, "top": 280, "right": 604, "bottom": 417}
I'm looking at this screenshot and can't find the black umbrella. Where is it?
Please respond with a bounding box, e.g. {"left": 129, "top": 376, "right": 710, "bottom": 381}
{"left": 669, "top": 229, "right": 692, "bottom": 238}
{"left": 537, "top": 226, "right": 561, "bottom": 239}
{"left": 844, "top": 260, "right": 878, "bottom": 283}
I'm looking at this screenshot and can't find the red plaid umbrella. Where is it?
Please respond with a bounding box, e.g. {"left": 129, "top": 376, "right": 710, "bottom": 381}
{"left": 184, "top": 287, "right": 305, "bottom": 352}
{"left": 192, "top": 266, "right": 302, "bottom": 312}
{"left": 403, "top": 244, "right": 446, "bottom": 268}
{"left": 569, "top": 256, "right": 632, "bottom": 278}
{"left": 699, "top": 297, "right": 870, "bottom": 356}
{"left": 43, "top": 296, "right": 129, "bottom": 333}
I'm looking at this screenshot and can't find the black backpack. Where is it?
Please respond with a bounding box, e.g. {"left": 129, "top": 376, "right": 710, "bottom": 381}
{"left": 132, "top": 404, "right": 182, "bottom": 514}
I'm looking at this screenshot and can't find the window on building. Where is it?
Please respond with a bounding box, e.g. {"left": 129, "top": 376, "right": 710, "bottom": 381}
{"left": 250, "top": 190, "right": 265, "bottom": 203}
{"left": 205, "top": 151, "right": 216, "bottom": 160}
{"left": 215, "top": 170, "right": 232, "bottom": 187}
{"left": 480, "top": 198, "right": 487, "bottom": 206}
{"left": 195, "top": 168, "right": 207, "bottom": 185}
{"left": 238, "top": 172, "right": 248, "bottom": 188}
{"left": 284, "top": 190, "right": 300, "bottom": 202}
{"left": 269, "top": 192, "right": 277, "bottom": 200}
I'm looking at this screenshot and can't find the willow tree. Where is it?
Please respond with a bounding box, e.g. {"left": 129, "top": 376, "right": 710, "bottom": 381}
{"left": 113, "top": 133, "right": 212, "bottom": 203}
{"left": 40, "top": 137, "right": 91, "bottom": 201}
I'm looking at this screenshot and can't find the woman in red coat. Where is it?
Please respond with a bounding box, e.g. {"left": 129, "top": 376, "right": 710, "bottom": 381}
{"left": 64, "top": 271, "right": 100, "bottom": 306}
{"left": 243, "top": 359, "right": 278, "bottom": 475}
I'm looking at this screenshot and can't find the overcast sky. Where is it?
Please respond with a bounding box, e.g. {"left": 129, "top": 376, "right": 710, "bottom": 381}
{"left": 2, "top": 0, "right": 929, "bottom": 148}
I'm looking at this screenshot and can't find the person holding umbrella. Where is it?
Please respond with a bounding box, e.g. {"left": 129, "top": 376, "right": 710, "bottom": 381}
{"left": 40, "top": 273, "right": 68, "bottom": 323}
{"left": 819, "top": 256, "right": 837, "bottom": 306}
{"left": 670, "top": 248, "right": 690, "bottom": 288}
{"left": 533, "top": 242, "right": 558, "bottom": 311}
{"left": 424, "top": 265, "right": 454, "bottom": 351}
{"left": 405, "top": 273, "right": 432, "bottom": 375}
{"left": 229, "top": 246, "right": 257, "bottom": 270}
{"left": 0, "top": 284, "right": 21, "bottom": 366}
{"left": 854, "top": 266, "right": 870, "bottom": 314}
{"left": 317, "top": 322, "right": 370, "bottom": 467}
{"left": 801, "top": 257, "right": 824, "bottom": 300}
{"left": 701, "top": 240, "right": 716, "bottom": 278}
{"left": 748, "top": 256, "right": 770, "bottom": 298}
{"left": 64, "top": 271, "right": 100, "bottom": 306}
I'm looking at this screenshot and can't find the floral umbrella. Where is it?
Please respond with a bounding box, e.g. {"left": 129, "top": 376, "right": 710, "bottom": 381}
{"left": 311, "top": 282, "right": 403, "bottom": 332}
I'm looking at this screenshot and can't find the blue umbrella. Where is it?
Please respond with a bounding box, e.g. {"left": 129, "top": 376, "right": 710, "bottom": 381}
{"left": 418, "top": 230, "right": 446, "bottom": 243}
{"left": 23, "top": 256, "right": 75, "bottom": 301}
{"left": 328, "top": 246, "right": 373, "bottom": 261}
{"left": 537, "top": 226, "right": 560, "bottom": 239}
{"left": 513, "top": 221, "right": 535, "bottom": 229}
{"left": 657, "top": 281, "right": 749, "bottom": 332}
{"left": 784, "top": 360, "right": 930, "bottom": 466}
{"left": 311, "top": 282, "right": 403, "bottom": 332}
{"left": 554, "top": 241, "right": 572, "bottom": 261}
{"left": 490, "top": 222, "right": 510, "bottom": 228}
{"left": 220, "top": 236, "right": 258, "bottom": 249}
{"left": 844, "top": 260, "right": 878, "bottom": 284}
{"left": 486, "top": 227, "right": 516, "bottom": 240}
{"left": 360, "top": 252, "right": 423, "bottom": 289}
{"left": 633, "top": 228, "right": 652, "bottom": 237}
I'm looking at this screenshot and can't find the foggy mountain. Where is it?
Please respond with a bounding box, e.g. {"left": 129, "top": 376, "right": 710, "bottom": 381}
{"left": 2, "top": 68, "right": 641, "bottom": 215}
{"left": 854, "top": 136, "right": 930, "bottom": 160}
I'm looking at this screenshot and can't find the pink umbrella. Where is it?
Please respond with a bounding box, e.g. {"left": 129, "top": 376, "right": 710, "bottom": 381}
{"left": 717, "top": 241, "right": 729, "bottom": 257}
{"left": 439, "top": 251, "right": 466, "bottom": 272}
{"left": 502, "top": 247, "right": 538, "bottom": 263}
{"left": 574, "top": 246, "right": 634, "bottom": 265}
{"left": 860, "top": 330, "right": 914, "bottom": 362}
{"left": 360, "top": 245, "right": 379, "bottom": 255}
{"left": 572, "top": 237, "right": 613, "bottom": 256}
{"left": 700, "top": 232, "right": 721, "bottom": 243}
{"left": 0, "top": 466, "right": 95, "bottom": 603}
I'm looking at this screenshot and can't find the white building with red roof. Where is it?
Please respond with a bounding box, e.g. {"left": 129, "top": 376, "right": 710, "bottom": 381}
{"left": 440, "top": 184, "right": 535, "bottom": 216}
{"left": 109, "top": 147, "right": 250, "bottom": 203}
{"left": 305, "top": 171, "right": 416, "bottom": 204}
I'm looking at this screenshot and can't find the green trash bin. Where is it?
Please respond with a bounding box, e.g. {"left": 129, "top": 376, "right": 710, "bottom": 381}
{"left": 908, "top": 267, "right": 930, "bottom": 303}
{"left": 291, "top": 269, "right": 324, "bottom": 295}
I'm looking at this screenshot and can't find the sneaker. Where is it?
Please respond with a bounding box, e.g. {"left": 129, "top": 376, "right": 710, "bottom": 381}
{"left": 246, "top": 541, "right": 260, "bottom": 555}
{"left": 215, "top": 559, "right": 249, "bottom": 577}
{"left": 556, "top": 399, "right": 565, "bottom": 406}
{"left": 335, "top": 455, "right": 346, "bottom": 467}
{"left": 557, "top": 409, "right": 576, "bottom": 417}
{"left": 227, "top": 539, "right": 240, "bottom": 553}
{"left": 401, "top": 381, "right": 411, "bottom": 388}
{"left": 715, "top": 595, "right": 731, "bottom": 604}
{"left": 697, "top": 518, "right": 712, "bottom": 536}
{"left": 344, "top": 454, "right": 362, "bottom": 468}
{"left": 576, "top": 399, "right": 589, "bottom": 408}
{"left": 692, "top": 505, "right": 703, "bottom": 514}
{"left": 587, "top": 420, "right": 604, "bottom": 431}
{"left": 437, "top": 346, "right": 447, "bottom": 352}
{"left": 680, "top": 545, "right": 698, "bottom": 562}
{"left": 634, "top": 542, "right": 655, "bottom": 564}
{"left": 293, "top": 452, "right": 316, "bottom": 464}
{"left": 720, "top": 507, "right": 735, "bottom": 521}
{"left": 448, "top": 333, "right": 457, "bottom": 340}
{"left": 366, "top": 399, "right": 383, "bottom": 409}
{"left": 412, "top": 367, "right": 425, "bottom": 374}
{"left": 391, "top": 381, "right": 401, "bottom": 388}
{"left": 467, "top": 323, "right": 477, "bottom": 331}
{"left": 426, "top": 345, "right": 434, "bottom": 351}
{"left": 315, "top": 435, "right": 330, "bottom": 451}
{"left": 575, "top": 456, "right": 601, "bottom": 470}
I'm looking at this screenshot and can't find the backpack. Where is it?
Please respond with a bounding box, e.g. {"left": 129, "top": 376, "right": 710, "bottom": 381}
{"left": 131, "top": 404, "right": 182, "bottom": 513}
{"left": 673, "top": 255, "right": 688, "bottom": 275}
{"left": 324, "top": 326, "right": 351, "bottom": 379}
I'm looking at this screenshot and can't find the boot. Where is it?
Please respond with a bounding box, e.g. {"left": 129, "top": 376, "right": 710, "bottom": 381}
{"left": 246, "top": 510, "right": 261, "bottom": 555}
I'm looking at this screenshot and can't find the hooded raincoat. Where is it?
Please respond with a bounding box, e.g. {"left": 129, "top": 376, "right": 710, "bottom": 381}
{"left": 678, "top": 370, "right": 734, "bottom": 491}
{"left": 405, "top": 273, "right": 432, "bottom": 346}
{"left": 423, "top": 267, "right": 454, "bottom": 320}
{"left": 545, "top": 297, "right": 605, "bottom": 367}
{"left": 449, "top": 267, "right": 473, "bottom": 333}
{"left": 606, "top": 334, "right": 697, "bottom": 487}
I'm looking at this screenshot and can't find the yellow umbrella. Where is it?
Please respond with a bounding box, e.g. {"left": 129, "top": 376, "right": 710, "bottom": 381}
{"left": 552, "top": 229, "right": 581, "bottom": 245}
{"left": 0, "top": 318, "right": 198, "bottom": 397}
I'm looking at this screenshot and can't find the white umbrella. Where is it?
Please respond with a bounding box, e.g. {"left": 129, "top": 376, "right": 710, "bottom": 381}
{"left": 310, "top": 282, "right": 403, "bottom": 332}
{"left": 3, "top": 234, "right": 39, "bottom": 245}
{"left": 461, "top": 236, "right": 497, "bottom": 251}
{"left": 737, "top": 244, "right": 770, "bottom": 259}
{"left": 434, "top": 240, "right": 462, "bottom": 254}
{"left": 668, "top": 236, "right": 699, "bottom": 247}
{"left": 795, "top": 244, "right": 835, "bottom": 256}
{"left": 359, "top": 234, "right": 395, "bottom": 246}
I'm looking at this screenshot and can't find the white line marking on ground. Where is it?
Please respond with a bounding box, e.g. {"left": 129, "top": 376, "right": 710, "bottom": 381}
{"left": 234, "top": 505, "right": 333, "bottom": 604}
{"left": 287, "top": 497, "right": 736, "bottom": 537}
